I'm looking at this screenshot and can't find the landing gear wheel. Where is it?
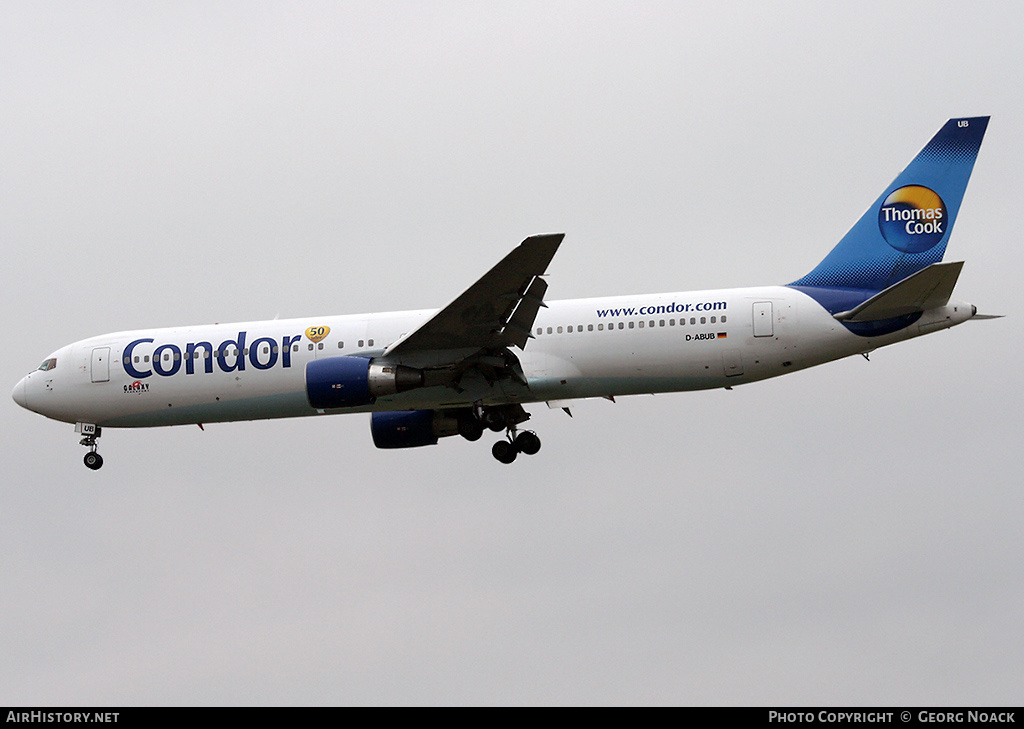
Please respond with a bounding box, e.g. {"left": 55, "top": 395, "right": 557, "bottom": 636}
{"left": 83, "top": 452, "right": 104, "bottom": 470}
{"left": 484, "top": 412, "right": 506, "bottom": 433}
{"left": 514, "top": 431, "right": 541, "bottom": 456}
{"left": 458, "top": 416, "right": 484, "bottom": 442}
{"left": 492, "top": 440, "right": 518, "bottom": 464}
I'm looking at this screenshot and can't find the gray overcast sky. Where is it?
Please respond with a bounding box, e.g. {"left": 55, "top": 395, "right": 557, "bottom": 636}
{"left": 2, "top": 1, "right": 1022, "bottom": 705}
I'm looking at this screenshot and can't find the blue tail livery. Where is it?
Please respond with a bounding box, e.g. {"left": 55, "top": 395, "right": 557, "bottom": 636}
{"left": 791, "top": 117, "right": 988, "bottom": 294}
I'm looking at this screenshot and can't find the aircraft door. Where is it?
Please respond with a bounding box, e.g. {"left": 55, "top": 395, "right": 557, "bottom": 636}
{"left": 722, "top": 350, "right": 744, "bottom": 377}
{"left": 753, "top": 302, "right": 774, "bottom": 337}
{"left": 91, "top": 347, "right": 110, "bottom": 383}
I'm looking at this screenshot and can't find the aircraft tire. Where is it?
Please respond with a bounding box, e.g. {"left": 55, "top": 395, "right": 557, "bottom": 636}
{"left": 492, "top": 440, "right": 517, "bottom": 464}
{"left": 484, "top": 411, "right": 506, "bottom": 432}
{"left": 84, "top": 452, "right": 103, "bottom": 470}
{"left": 458, "top": 417, "right": 484, "bottom": 442}
{"left": 514, "top": 431, "right": 541, "bottom": 456}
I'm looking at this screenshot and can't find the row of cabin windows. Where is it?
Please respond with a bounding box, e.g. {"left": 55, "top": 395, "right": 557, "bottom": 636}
{"left": 307, "top": 339, "right": 374, "bottom": 351}
{"left": 535, "top": 315, "right": 725, "bottom": 336}
{"left": 130, "top": 348, "right": 276, "bottom": 363}
{"left": 123, "top": 317, "right": 726, "bottom": 364}
{"left": 129, "top": 338, "right": 377, "bottom": 363}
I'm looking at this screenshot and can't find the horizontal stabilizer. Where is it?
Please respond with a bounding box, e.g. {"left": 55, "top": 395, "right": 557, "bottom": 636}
{"left": 834, "top": 261, "right": 964, "bottom": 322}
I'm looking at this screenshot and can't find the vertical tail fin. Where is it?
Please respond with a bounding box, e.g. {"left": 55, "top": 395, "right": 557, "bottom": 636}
{"left": 791, "top": 117, "right": 988, "bottom": 291}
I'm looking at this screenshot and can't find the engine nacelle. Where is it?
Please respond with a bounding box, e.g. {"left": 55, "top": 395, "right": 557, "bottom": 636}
{"left": 370, "top": 410, "right": 459, "bottom": 449}
{"left": 306, "top": 356, "right": 424, "bottom": 409}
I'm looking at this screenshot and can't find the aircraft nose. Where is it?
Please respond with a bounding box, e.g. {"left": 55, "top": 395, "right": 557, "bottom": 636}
{"left": 12, "top": 376, "right": 28, "bottom": 410}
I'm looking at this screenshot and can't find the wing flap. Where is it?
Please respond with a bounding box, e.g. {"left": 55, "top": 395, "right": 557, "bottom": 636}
{"left": 499, "top": 276, "right": 549, "bottom": 349}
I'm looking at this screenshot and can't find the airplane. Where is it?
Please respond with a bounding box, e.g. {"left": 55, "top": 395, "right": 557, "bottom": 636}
{"left": 12, "top": 117, "right": 994, "bottom": 469}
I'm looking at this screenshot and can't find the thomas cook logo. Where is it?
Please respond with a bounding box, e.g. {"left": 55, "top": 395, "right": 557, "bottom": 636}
{"left": 878, "top": 185, "right": 947, "bottom": 254}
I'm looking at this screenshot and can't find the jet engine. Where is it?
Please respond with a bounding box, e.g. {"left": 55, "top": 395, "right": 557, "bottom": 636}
{"left": 370, "top": 410, "right": 459, "bottom": 449}
{"left": 305, "top": 356, "right": 424, "bottom": 409}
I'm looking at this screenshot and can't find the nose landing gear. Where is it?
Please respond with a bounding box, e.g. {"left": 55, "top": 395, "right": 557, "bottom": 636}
{"left": 83, "top": 450, "right": 104, "bottom": 470}
{"left": 77, "top": 423, "right": 104, "bottom": 470}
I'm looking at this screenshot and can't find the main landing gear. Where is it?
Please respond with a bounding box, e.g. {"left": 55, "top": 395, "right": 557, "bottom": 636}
{"left": 78, "top": 423, "right": 104, "bottom": 470}
{"left": 457, "top": 405, "right": 542, "bottom": 464}
{"left": 491, "top": 430, "right": 541, "bottom": 464}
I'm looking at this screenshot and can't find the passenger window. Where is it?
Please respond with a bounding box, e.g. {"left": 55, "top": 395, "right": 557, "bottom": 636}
{"left": 690, "top": 318, "right": 696, "bottom": 325}
{"left": 588, "top": 324, "right": 593, "bottom": 332}
{"left": 547, "top": 327, "right": 553, "bottom": 334}
{"left": 368, "top": 339, "right": 374, "bottom": 346}
{"left": 557, "top": 326, "right": 563, "bottom": 334}
{"left": 638, "top": 321, "right": 644, "bottom": 328}
{"left": 710, "top": 316, "right": 716, "bottom": 323}
{"left": 567, "top": 326, "right": 573, "bottom": 333}
{"left": 700, "top": 317, "right": 706, "bottom": 324}
{"left": 722, "top": 315, "right": 727, "bottom": 323}
{"left": 628, "top": 322, "right": 634, "bottom": 329}
{"left": 338, "top": 341, "right": 344, "bottom": 349}
{"left": 536, "top": 327, "right": 542, "bottom": 336}
{"left": 598, "top": 324, "right": 604, "bottom": 331}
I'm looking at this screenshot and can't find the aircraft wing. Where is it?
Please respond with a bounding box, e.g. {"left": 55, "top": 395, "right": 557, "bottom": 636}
{"left": 383, "top": 233, "right": 563, "bottom": 359}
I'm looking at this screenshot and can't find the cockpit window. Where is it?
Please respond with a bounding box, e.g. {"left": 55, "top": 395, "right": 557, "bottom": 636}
{"left": 37, "top": 358, "right": 57, "bottom": 372}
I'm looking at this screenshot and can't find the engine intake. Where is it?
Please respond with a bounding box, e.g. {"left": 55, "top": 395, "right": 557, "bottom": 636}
{"left": 306, "top": 356, "right": 424, "bottom": 409}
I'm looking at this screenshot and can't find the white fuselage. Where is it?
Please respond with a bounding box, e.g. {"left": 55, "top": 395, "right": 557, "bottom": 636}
{"left": 13, "top": 285, "right": 975, "bottom": 429}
